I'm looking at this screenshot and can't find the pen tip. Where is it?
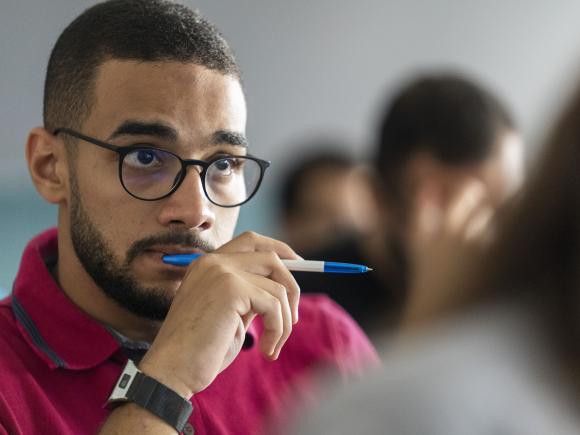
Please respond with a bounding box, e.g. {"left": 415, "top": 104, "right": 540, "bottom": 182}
{"left": 367, "top": 268, "right": 373, "bottom": 272}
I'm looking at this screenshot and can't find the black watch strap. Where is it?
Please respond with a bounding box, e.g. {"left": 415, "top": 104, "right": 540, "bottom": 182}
{"left": 127, "top": 372, "right": 193, "bottom": 432}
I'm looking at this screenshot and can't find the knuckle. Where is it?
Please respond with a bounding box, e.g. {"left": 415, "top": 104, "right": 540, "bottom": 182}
{"left": 279, "top": 240, "right": 293, "bottom": 253}
{"left": 196, "top": 253, "right": 219, "bottom": 268}
{"left": 242, "top": 231, "right": 259, "bottom": 242}
{"left": 294, "top": 283, "right": 301, "bottom": 297}
{"left": 207, "top": 262, "right": 228, "bottom": 278}
{"left": 266, "top": 250, "right": 280, "bottom": 264}
{"left": 271, "top": 282, "right": 287, "bottom": 297}
{"left": 267, "top": 294, "right": 282, "bottom": 312}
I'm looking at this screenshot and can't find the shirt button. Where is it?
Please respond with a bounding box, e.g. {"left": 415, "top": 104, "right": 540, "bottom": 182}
{"left": 182, "top": 423, "right": 195, "bottom": 435}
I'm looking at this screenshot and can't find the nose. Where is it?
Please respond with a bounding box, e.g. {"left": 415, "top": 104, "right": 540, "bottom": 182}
{"left": 157, "top": 166, "right": 215, "bottom": 231}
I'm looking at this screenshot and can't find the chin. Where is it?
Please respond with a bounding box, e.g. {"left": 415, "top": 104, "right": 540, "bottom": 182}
{"left": 144, "top": 275, "right": 183, "bottom": 292}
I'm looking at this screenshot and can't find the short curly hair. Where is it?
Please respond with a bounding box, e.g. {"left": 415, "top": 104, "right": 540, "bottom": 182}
{"left": 44, "top": 0, "right": 240, "bottom": 133}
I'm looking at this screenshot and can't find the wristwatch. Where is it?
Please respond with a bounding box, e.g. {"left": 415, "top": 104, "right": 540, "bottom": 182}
{"left": 107, "top": 359, "right": 193, "bottom": 433}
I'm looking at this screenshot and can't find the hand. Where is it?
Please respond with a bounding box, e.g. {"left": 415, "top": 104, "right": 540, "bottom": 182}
{"left": 402, "top": 180, "right": 495, "bottom": 328}
{"left": 138, "top": 231, "right": 301, "bottom": 398}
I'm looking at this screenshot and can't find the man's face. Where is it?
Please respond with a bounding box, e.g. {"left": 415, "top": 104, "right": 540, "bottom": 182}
{"left": 65, "top": 60, "right": 247, "bottom": 320}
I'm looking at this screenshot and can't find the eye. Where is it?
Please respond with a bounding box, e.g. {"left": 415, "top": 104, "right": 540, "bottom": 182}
{"left": 214, "top": 159, "right": 232, "bottom": 173}
{"left": 124, "top": 148, "right": 166, "bottom": 169}
{"left": 211, "top": 157, "right": 245, "bottom": 176}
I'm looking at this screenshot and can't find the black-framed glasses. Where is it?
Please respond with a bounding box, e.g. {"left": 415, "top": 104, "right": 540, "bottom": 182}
{"left": 53, "top": 128, "right": 270, "bottom": 207}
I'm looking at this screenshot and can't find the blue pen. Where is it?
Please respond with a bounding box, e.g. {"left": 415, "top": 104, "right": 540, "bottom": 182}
{"left": 162, "top": 253, "right": 372, "bottom": 274}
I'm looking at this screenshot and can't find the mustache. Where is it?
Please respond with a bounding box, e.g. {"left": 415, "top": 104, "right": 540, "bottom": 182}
{"left": 125, "top": 231, "right": 216, "bottom": 264}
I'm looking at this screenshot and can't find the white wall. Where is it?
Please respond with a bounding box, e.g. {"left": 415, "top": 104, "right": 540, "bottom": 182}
{"left": 2, "top": 0, "right": 580, "bottom": 288}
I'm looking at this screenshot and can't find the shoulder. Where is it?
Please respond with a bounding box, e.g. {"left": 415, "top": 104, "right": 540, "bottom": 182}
{"left": 294, "top": 294, "right": 365, "bottom": 341}
{"left": 284, "top": 294, "right": 379, "bottom": 374}
{"left": 0, "top": 297, "right": 17, "bottom": 346}
{"left": 295, "top": 306, "right": 580, "bottom": 435}
{"left": 0, "top": 298, "right": 30, "bottom": 365}
{"left": 297, "top": 293, "right": 350, "bottom": 320}
{"left": 0, "top": 297, "right": 38, "bottom": 387}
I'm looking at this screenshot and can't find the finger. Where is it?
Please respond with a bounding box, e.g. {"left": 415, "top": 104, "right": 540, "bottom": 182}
{"left": 262, "top": 253, "right": 300, "bottom": 325}
{"left": 209, "top": 251, "right": 301, "bottom": 324}
{"left": 198, "top": 254, "right": 293, "bottom": 357}
{"left": 445, "top": 181, "right": 487, "bottom": 234}
{"left": 242, "top": 272, "right": 293, "bottom": 358}
{"left": 217, "top": 231, "right": 303, "bottom": 260}
{"left": 464, "top": 206, "right": 494, "bottom": 243}
{"left": 244, "top": 284, "right": 284, "bottom": 359}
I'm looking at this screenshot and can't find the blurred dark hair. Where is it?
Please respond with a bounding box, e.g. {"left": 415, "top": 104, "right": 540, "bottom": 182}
{"left": 375, "top": 73, "right": 516, "bottom": 206}
{"left": 280, "top": 147, "right": 354, "bottom": 217}
{"left": 44, "top": 0, "right": 240, "bottom": 133}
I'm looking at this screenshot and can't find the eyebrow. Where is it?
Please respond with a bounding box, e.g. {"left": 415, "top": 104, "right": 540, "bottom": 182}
{"left": 107, "top": 121, "right": 247, "bottom": 149}
{"left": 108, "top": 121, "right": 178, "bottom": 142}
{"left": 210, "top": 130, "right": 248, "bottom": 148}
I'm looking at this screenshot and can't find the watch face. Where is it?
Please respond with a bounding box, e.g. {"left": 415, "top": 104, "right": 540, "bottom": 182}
{"left": 119, "top": 373, "right": 132, "bottom": 389}
{"left": 107, "top": 359, "right": 140, "bottom": 404}
{"left": 105, "top": 359, "right": 194, "bottom": 431}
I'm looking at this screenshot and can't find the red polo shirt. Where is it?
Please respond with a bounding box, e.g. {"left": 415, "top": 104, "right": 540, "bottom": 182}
{"left": 0, "top": 229, "right": 378, "bottom": 434}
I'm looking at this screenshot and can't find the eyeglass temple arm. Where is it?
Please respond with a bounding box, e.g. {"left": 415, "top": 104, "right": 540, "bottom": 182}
{"left": 53, "top": 128, "right": 121, "bottom": 153}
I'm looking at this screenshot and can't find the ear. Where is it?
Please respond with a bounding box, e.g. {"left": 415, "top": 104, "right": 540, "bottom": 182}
{"left": 26, "top": 127, "right": 70, "bottom": 204}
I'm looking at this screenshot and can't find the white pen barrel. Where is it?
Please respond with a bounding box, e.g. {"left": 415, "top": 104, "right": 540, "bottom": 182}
{"left": 281, "top": 260, "right": 325, "bottom": 272}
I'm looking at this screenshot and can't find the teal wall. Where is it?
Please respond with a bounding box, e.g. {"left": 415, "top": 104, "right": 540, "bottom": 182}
{"left": 0, "top": 187, "right": 57, "bottom": 293}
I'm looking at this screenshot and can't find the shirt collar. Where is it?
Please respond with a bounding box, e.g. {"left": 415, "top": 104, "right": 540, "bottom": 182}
{"left": 12, "top": 228, "right": 121, "bottom": 370}
{"left": 11, "top": 227, "right": 258, "bottom": 371}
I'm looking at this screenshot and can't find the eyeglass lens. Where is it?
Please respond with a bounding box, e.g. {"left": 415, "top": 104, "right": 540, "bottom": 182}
{"left": 121, "top": 148, "right": 261, "bottom": 205}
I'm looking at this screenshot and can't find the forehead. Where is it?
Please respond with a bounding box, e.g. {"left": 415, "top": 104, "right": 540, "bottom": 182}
{"left": 84, "top": 59, "right": 246, "bottom": 139}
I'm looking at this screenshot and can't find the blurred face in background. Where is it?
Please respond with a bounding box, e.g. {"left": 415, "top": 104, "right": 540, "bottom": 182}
{"left": 283, "top": 165, "right": 377, "bottom": 254}
{"left": 395, "top": 128, "right": 525, "bottom": 242}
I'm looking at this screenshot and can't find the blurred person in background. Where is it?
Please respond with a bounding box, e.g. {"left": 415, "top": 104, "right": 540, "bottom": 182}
{"left": 295, "top": 72, "right": 525, "bottom": 338}
{"left": 279, "top": 146, "right": 377, "bottom": 254}
{"left": 292, "top": 68, "right": 580, "bottom": 435}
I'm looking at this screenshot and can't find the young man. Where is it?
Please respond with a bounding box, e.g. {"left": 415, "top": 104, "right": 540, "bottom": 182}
{"left": 0, "top": 2, "right": 377, "bottom": 434}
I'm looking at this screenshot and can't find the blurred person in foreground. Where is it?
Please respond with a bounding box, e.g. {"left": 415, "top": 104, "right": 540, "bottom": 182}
{"left": 279, "top": 147, "right": 377, "bottom": 254}
{"left": 0, "top": 1, "right": 378, "bottom": 434}
{"left": 295, "top": 73, "right": 525, "bottom": 338}
{"left": 292, "top": 70, "right": 580, "bottom": 435}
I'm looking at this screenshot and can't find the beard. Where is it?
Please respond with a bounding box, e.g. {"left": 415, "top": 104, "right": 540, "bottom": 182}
{"left": 69, "top": 177, "right": 216, "bottom": 321}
